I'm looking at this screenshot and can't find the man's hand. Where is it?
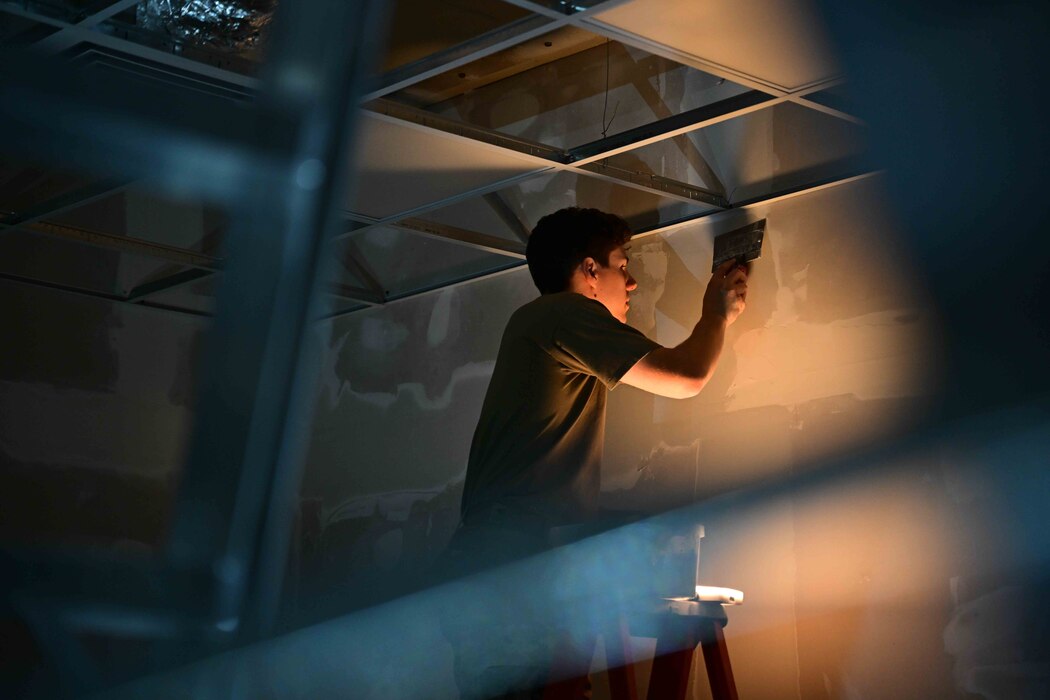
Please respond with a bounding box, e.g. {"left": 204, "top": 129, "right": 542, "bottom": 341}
{"left": 621, "top": 260, "right": 749, "bottom": 398}
{"left": 703, "top": 259, "right": 748, "bottom": 325}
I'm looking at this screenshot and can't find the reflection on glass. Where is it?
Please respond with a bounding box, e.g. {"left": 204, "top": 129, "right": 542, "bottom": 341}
{"left": 603, "top": 102, "right": 868, "bottom": 204}
{"left": 346, "top": 225, "right": 518, "bottom": 297}
{"left": 393, "top": 27, "right": 751, "bottom": 151}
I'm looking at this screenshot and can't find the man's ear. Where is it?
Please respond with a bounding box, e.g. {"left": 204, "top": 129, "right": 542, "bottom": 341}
{"left": 581, "top": 256, "right": 598, "bottom": 279}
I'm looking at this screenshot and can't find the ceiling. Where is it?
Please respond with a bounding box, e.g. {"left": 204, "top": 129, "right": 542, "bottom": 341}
{"left": 0, "top": 0, "right": 865, "bottom": 320}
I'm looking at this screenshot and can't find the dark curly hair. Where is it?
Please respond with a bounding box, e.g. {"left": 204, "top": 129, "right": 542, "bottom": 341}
{"left": 525, "top": 207, "right": 633, "bottom": 294}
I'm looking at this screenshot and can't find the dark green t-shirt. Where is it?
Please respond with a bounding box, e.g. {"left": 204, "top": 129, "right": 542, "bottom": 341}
{"left": 460, "top": 292, "right": 661, "bottom": 527}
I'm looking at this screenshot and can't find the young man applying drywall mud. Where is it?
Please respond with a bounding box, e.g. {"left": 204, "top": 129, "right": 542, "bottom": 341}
{"left": 439, "top": 207, "right": 748, "bottom": 700}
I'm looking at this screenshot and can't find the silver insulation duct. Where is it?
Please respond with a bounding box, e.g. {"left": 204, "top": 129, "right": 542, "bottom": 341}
{"left": 136, "top": 0, "right": 276, "bottom": 52}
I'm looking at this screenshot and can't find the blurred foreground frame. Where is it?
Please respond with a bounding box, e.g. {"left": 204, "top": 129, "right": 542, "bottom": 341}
{"left": 0, "top": 0, "right": 1048, "bottom": 698}
{"left": 0, "top": 0, "right": 393, "bottom": 694}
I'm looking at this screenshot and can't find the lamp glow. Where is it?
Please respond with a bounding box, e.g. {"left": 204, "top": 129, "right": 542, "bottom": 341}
{"left": 695, "top": 585, "right": 744, "bottom": 605}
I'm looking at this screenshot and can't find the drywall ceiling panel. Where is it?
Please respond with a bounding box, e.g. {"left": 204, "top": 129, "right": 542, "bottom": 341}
{"left": 604, "top": 102, "right": 866, "bottom": 204}
{"left": 346, "top": 113, "right": 547, "bottom": 220}
{"left": 594, "top": 0, "right": 840, "bottom": 91}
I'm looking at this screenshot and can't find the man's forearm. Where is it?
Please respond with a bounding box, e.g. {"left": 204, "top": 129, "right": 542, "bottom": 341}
{"left": 624, "top": 313, "right": 727, "bottom": 398}
{"left": 622, "top": 263, "right": 745, "bottom": 398}
{"left": 674, "top": 313, "right": 728, "bottom": 386}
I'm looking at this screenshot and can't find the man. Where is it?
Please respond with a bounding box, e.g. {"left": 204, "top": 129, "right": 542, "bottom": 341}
{"left": 442, "top": 207, "right": 748, "bottom": 699}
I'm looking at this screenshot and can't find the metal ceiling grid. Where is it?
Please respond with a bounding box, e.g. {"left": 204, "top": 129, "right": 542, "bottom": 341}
{"left": 0, "top": 0, "right": 865, "bottom": 320}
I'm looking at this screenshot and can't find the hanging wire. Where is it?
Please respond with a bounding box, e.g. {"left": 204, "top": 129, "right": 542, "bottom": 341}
{"left": 600, "top": 39, "right": 619, "bottom": 141}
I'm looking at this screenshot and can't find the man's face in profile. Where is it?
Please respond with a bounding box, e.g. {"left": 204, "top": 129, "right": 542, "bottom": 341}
{"left": 594, "top": 246, "right": 638, "bottom": 324}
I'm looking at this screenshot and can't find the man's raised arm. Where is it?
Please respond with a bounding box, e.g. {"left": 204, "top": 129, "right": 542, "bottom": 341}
{"left": 621, "top": 260, "right": 748, "bottom": 399}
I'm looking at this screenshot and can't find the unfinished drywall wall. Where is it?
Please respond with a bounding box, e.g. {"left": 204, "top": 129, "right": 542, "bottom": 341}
{"left": 0, "top": 189, "right": 208, "bottom": 550}
{"left": 0, "top": 172, "right": 1004, "bottom": 698}
{"left": 297, "top": 175, "right": 984, "bottom": 699}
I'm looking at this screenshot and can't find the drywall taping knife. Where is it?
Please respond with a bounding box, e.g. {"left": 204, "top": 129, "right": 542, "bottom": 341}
{"left": 712, "top": 219, "right": 766, "bottom": 272}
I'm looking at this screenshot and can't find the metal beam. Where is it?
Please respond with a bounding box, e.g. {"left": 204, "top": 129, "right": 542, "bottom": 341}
{"left": 336, "top": 166, "right": 556, "bottom": 242}
{"left": 2, "top": 219, "right": 223, "bottom": 271}
{"left": 327, "top": 282, "right": 385, "bottom": 306}
{"left": 630, "top": 170, "right": 881, "bottom": 245}
{"left": 392, "top": 217, "right": 527, "bottom": 258}
{"left": 0, "top": 179, "right": 128, "bottom": 228}
{"left": 126, "top": 266, "right": 386, "bottom": 309}
{"left": 33, "top": 0, "right": 142, "bottom": 52}
{"left": 384, "top": 259, "right": 524, "bottom": 303}
{"left": 499, "top": 0, "right": 635, "bottom": 21}
{"left": 568, "top": 90, "right": 773, "bottom": 162}
{"left": 577, "top": 160, "right": 728, "bottom": 209}
{"left": 791, "top": 95, "right": 866, "bottom": 126}
{"left": 126, "top": 268, "right": 214, "bottom": 302}
{"left": 0, "top": 270, "right": 210, "bottom": 320}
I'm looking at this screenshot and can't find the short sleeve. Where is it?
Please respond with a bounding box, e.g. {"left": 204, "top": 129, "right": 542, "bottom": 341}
{"left": 548, "top": 295, "right": 661, "bottom": 389}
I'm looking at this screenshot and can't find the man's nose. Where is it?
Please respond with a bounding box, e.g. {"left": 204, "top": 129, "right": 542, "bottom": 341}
{"left": 626, "top": 274, "right": 638, "bottom": 291}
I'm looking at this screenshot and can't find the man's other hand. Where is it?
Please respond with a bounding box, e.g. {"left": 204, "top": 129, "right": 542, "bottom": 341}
{"left": 703, "top": 259, "right": 748, "bottom": 325}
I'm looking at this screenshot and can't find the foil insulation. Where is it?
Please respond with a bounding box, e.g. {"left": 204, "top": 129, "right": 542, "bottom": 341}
{"left": 135, "top": 0, "right": 276, "bottom": 52}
